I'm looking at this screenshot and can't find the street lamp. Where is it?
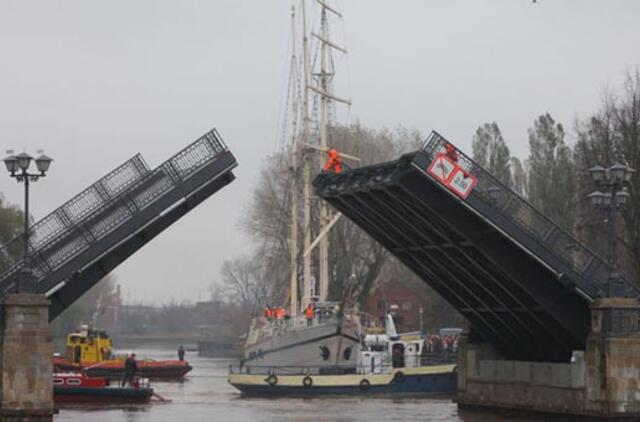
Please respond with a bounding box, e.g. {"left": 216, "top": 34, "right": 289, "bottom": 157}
{"left": 2, "top": 149, "right": 53, "bottom": 293}
{"left": 588, "top": 163, "right": 635, "bottom": 297}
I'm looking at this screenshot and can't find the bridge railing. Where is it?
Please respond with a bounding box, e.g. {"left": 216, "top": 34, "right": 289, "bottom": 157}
{"left": 0, "top": 155, "right": 150, "bottom": 275}
{"left": 0, "top": 128, "right": 229, "bottom": 293}
{"left": 421, "top": 131, "right": 638, "bottom": 298}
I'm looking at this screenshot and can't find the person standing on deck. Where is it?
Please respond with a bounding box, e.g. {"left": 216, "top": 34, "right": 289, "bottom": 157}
{"left": 305, "top": 304, "right": 314, "bottom": 326}
{"left": 122, "top": 353, "right": 138, "bottom": 387}
{"left": 178, "top": 345, "right": 186, "bottom": 362}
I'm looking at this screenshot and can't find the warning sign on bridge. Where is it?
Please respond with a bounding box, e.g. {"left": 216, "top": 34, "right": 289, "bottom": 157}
{"left": 448, "top": 167, "right": 477, "bottom": 199}
{"left": 427, "top": 153, "right": 478, "bottom": 199}
{"left": 427, "top": 153, "right": 456, "bottom": 184}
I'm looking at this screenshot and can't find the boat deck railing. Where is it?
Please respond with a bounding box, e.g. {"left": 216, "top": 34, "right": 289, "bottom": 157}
{"left": 229, "top": 357, "right": 457, "bottom": 376}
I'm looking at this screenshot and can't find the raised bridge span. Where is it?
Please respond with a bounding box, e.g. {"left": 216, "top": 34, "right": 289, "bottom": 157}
{"left": 314, "top": 131, "right": 639, "bottom": 363}
{"left": 0, "top": 128, "right": 237, "bottom": 319}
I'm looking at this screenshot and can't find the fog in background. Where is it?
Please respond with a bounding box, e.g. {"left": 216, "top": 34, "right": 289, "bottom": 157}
{"left": 1, "top": 0, "right": 639, "bottom": 303}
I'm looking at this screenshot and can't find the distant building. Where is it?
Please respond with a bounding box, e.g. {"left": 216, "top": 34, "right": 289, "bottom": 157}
{"left": 364, "top": 279, "right": 423, "bottom": 333}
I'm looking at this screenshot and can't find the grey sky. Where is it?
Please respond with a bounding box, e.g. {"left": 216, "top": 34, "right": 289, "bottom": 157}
{"left": 1, "top": 0, "right": 639, "bottom": 304}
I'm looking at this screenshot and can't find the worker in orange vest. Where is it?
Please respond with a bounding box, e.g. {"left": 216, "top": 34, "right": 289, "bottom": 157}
{"left": 305, "top": 304, "right": 314, "bottom": 326}
{"left": 275, "top": 307, "right": 285, "bottom": 320}
{"left": 264, "top": 307, "right": 274, "bottom": 320}
{"left": 444, "top": 143, "right": 459, "bottom": 162}
{"left": 324, "top": 148, "right": 342, "bottom": 174}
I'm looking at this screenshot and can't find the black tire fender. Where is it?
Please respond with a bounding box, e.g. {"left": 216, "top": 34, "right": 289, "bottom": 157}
{"left": 359, "top": 378, "right": 370, "bottom": 391}
{"left": 303, "top": 376, "right": 313, "bottom": 387}
{"left": 393, "top": 371, "right": 406, "bottom": 384}
{"left": 266, "top": 374, "right": 278, "bottom": 386}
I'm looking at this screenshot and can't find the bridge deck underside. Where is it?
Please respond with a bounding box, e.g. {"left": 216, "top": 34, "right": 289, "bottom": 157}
{"left": 315, "top": 152, "right": 590, "bottom": 362}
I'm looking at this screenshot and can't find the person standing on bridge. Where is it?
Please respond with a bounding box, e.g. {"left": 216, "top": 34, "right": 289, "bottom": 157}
{"left": 324, "top": 148, "right": 342, "bottom": 174}
{"left": 178, "top": 345, "right": 185, "bottom": 362}
{"left": 122, "top": 353, "right": 138, "bottom": 387}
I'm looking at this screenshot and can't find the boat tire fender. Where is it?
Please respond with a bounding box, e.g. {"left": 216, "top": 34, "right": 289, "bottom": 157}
{"left": 266, "top": 374, "right": 278, "bottom": 386}
{"left": 303, "top": 376, "right": 313, "bottom": 388}
{"left": 393, "top": 371, "right": 406, "bottom": 384}
{"left": 359, "top": 378, "right": 370, "bottom": 391}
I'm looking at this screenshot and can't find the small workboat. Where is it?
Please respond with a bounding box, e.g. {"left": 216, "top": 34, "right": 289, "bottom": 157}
{"left": 53, "top": 372, "right": 153, "bottom": 404}
{"left": 53, "top": 324, "right": 192, "bottom": 380}
{"left": 84, "top": 359, "right": 192, "bottom": 380}
{"left": 228, "top": 314, "right": 457, "bottom": 396}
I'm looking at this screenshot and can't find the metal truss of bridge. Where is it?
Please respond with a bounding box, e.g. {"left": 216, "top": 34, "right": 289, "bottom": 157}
{"left": 314, "top": 131, "right": 639, "bottom": 363}
{"left": 0, "top": 128, "right": 237, "bottom": 320}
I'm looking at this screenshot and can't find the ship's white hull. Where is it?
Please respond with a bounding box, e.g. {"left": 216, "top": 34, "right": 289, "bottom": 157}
{"left": 244, "top": 320, "right": 360, "bottom": 369}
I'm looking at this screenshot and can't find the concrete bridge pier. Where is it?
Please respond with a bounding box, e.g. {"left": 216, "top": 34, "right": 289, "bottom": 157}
{"left": 0, "top": 294, "right": 53, "bottom": 421}
{"left": 456, "top": 298, "right": 640, "bottom": 418}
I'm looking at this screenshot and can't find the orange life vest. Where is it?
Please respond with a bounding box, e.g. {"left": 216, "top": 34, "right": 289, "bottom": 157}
{"left": 324, "top": 148, "right": 342, "bottom": 173}
{"left": 445, "top": 143, "right": 459, "bottom": 162}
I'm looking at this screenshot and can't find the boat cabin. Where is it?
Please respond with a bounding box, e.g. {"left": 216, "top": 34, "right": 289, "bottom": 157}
{"left": 65, "top": 324, "right": 114, "bottom": 365}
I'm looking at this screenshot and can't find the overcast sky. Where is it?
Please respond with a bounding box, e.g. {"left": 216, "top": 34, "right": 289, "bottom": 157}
{"left": 1, "top": 0, "right": 639, "bottom": 304}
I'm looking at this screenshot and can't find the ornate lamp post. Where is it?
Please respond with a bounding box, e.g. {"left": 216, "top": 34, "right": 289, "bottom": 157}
{"left": 3, "top": 150, "right": 53, "bottom": 293}
{"left": 588, "top": 163, "right": 635, "bottom": 297}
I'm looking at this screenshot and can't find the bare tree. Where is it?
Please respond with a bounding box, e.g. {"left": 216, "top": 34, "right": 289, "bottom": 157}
{"left": 472, "top": 122, "right": 513, "bottom": 188}
{"left": 219, "top": 255, "right": 281, "bottom": 316}
{"left": 222, "top": 123, "right": 423, "bottom": 311}
{"left": 575, "top": 70, "right": 640, "bottom": 279}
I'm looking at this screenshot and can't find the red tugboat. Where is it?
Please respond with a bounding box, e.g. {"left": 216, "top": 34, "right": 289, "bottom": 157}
{"left": 54, "top": 325, "right": 192, "bottom": 380}
{"left": 53, "top": 372, "right": 153, "bottom": 404}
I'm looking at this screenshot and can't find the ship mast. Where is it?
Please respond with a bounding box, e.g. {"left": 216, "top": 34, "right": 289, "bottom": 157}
{"left": 313, "top": 0, "right": 350, "bottom": 302}
{"left": 288, "top": 5, "right": 299, "bottom": 317}
{"left": 301, "top": 0, "right": 313, "bottom": 310}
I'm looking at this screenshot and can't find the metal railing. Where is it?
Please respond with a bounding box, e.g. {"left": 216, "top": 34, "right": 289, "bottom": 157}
{"left": 229, "top": 356, "right": 457, "bottom": 376}
{"left": 421, "top": 131, "right": 638, "bottom": 298}
{"left": 0, "top": 155, "right": 150, "bottom": 275}
{"left": 0, "top": 128, "right": 229, "bottom": 295}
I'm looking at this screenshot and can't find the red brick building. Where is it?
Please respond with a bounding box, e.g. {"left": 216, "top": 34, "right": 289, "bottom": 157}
{"left": 364, "top": 279, "right": 424, "bottom": 332}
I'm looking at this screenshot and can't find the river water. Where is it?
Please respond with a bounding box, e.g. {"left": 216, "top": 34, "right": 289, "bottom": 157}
{"left": 54, "top": 345, "right": 569, "bottom": 422}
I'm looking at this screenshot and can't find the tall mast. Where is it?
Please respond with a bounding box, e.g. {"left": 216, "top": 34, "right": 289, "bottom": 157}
{"left": 288, "top": 5, "right": 299, "bottom": 316}
{"left": 301, "top": 0, "right": 312, "bottom": 309}
{"left": 317, "top": 4, "right": 330, "bottom": 302}
{"left": 313, "top": 0, "right": 350, "bottom": 302}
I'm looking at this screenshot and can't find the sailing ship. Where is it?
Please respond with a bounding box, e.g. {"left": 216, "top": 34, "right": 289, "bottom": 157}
{"left": 230, "top": 314, "right": 458, "bottom": 395}
{"left": 241, "top": 0, "right": 362, "bottom": 371}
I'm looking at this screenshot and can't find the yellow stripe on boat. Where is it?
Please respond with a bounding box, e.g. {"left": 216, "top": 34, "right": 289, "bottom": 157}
{"left": 228, "top": 364, "right": 456, "bottom": 387}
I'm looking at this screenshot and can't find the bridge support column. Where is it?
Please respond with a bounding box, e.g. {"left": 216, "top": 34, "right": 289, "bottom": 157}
{"left": 585, "top": 297, "right": 640, "bottom": 417}
{"left": 1, "top": 294, "right": 53, "bottom": 421}
{"left": 457, "top": 299, "right": 640, "bottom": 418}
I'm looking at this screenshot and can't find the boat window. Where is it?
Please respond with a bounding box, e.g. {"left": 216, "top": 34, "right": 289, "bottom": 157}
{"left": 53, "top": 379, "right": 64, "bottom": 385}
{"left": 66, "top": 378, "right": 81, "bottom": 386}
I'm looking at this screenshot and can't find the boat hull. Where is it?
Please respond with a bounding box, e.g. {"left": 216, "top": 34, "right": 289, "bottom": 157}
{"left": 85, "top": 361, "right": 192, "bottom": 380}
{"left": 54, "top": 386, "right": 153, "bottom": 404}
{"left": 229, "top": 364, "right": 457, "bottom": 396}
{"left": 244, "top": 321, "right": 360, "bottom": 369}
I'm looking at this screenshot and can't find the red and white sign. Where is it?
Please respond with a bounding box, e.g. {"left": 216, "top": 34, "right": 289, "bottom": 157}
{"left": 448, "top": 167, "right": 477, "bottom": 199}
{"left": 427, "top": 153, "right": 456, "bottom": 184}
{"left": 427, "top": 153, "right": 478, "bottom": 199}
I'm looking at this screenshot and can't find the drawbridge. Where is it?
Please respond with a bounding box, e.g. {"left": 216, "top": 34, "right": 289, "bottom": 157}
{"left": 314, "top": 131, "right": 639, "bottom": 363}
{"left": 0, "top": 128, "right": 236, "bottom": 320}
